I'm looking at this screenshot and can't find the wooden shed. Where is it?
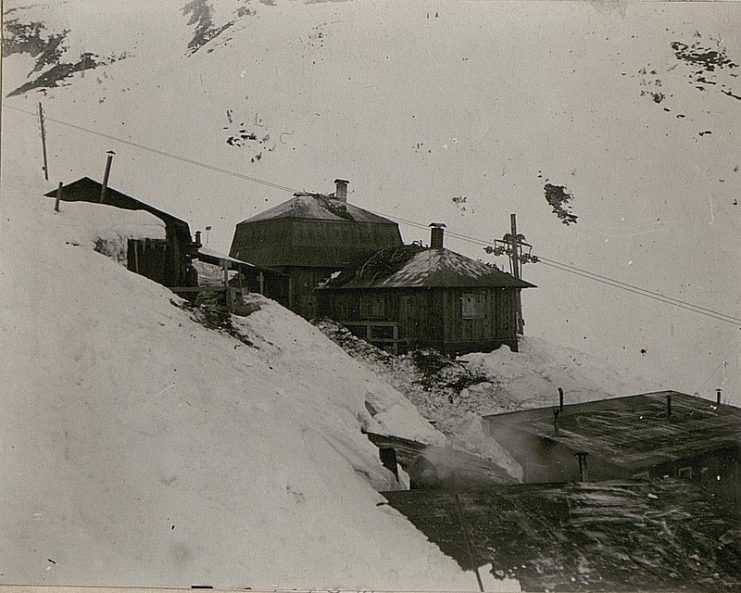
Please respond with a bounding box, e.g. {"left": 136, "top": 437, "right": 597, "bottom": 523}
{"left": 316, "top": 225, "right": 535, "bottom": 355}
{"left": 45, "top": 177, "right": 200, "bottom": 288}
{"left": 229, "top": 179, "right": 403, "bottom": 318}
{"left": 482, "top": 390, "right": 741, "bottom": 506}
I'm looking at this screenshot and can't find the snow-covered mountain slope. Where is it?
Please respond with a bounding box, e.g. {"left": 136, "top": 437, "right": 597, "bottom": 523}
{"left": 0, "top": 185, "right": 481, "bottom": 590}
{"left": 3, "top": 0, "right": 738, "bottom": 401}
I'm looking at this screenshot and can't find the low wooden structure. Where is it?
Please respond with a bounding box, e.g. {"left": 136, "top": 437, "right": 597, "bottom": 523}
{"left": 229, "top": 179, "right": 403, "bottom": 318}
{"left": 385, "top": 480, "right": 741, "bottom": 591}
{"left": 482, "top": 390, "right": 741, "bottom": 506}
{"left": 46, "top": 177, "right": 200, "bottom": 287}
{"left": 317, "top": 226, "right": 535, "bottom": 355}
{"left": 367, "top": 432, "right": 515, "bottom": 490}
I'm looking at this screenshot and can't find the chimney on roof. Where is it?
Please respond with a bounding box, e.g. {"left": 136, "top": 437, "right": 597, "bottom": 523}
{"left": 100, "top": 150, "right": 115, "bottom": 203}
{"left": 558, "top": 387, "right": 564, "bottom": 413}
{"left": 716, "top": 388, "right": 722, "bottom": 405}
{"left": 429, "top": 222, "right": 446, "bottom": 249}
{"left": 334, "top": 178, "right": 349, "bottom": 202}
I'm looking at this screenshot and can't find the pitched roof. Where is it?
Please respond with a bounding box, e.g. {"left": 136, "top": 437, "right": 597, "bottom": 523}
{"left": 239, "top": 193, "right": 397, "bottom": 225}
{"left": 320, "top": 245, "right": 535, "bottom": 289}
{"left": 484, "top": 390, "right": 741, "bottom": 469}
{"left": 44, "top": 177, "right": 190, "bottom": 232}
{"left": 385, "top": 480, "right": 741, "bottom": 591}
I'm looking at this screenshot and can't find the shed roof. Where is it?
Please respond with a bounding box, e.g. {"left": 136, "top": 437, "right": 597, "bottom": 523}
{"left": 367, "top": 432, "right": 514, "bottom": 489}
{"left": 320, "top": 245, "right": 535, "bottom": 289}
{"left": 484, "top": 390, "right": 741, "bottom": 469}
{"left": 239, "top": 193, "right": 397, "bottom": 225}
{"left": 44, "top": 177, "right": 190, "bottom": 233}
{"left": 385, "top": 480, "right": 741, "bottom": 591}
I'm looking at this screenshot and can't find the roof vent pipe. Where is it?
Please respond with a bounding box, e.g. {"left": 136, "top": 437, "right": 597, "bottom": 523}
{"left": 100, "top": 150, "right": 115, "bottom": 203}
{"left": 429, "top": 222, "right": 446, "bottom": 249}
{"left": 558, "top": 387, "right": 564, "bottom": 412}
{"left": 667, "top": 393, "right": 672, "bottom": 419}
{"left": 716, "top": 388, "right": 722, "bottom": 405}
{"left": 334, "top": 178, "right": 349, "bottom": 202}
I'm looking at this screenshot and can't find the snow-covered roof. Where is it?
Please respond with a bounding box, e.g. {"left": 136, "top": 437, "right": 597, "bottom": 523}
{"left": 322, "top": 246, "right": 535, "bottom": 290}
{"left": 45, "top": 177, "right": 191, "bottom": 233}
{"left": 484, "top": 390, "right": 741, "bottom": 469}
{"left": 198, "top": 246, "right": 256, "bottom": 268}
{"left": 386, "top": 479, "right": 741, "bottom": 591}
{"left": 239, "top": 193, "right": 397, "bottom": 225}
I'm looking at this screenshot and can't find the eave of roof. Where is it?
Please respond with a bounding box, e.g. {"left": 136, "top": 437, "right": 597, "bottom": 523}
{"left": 44, "top": 177, "right": 190, "bottom": 230}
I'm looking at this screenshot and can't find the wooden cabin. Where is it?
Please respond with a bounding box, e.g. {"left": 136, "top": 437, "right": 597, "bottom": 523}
{"left": 46, "top": 177, "right": 200, "bottom": 288}
{"left": 229, "top": 179, "right": 403, "bottom": 318}
{"left": 316, "top": 224, "right": 535, "bottom": 355}
{"left": 482, "top": 390, "right": 741, "bottom": 506}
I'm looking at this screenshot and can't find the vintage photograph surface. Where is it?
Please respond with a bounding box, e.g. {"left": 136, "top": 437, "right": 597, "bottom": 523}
{"left": 1, "top": 1, "right": 740, "bottom": 591}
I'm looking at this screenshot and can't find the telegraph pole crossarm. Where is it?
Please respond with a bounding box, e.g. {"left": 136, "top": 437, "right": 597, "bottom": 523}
{"left": 483, "top": 213, "right": 538, "bottom": 335}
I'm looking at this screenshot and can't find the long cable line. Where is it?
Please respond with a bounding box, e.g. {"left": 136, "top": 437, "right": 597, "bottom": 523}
{"left": 8, "top": 103, "right": 740, "bottom": 325}
{"left": 5, "top": 104, "right": 301, "bottom": 194}
{"left": 540, "top": 259, "right": 740, "bottom": 326}
{"left": 371, "top": 210, "right": 741, "bottom": 325}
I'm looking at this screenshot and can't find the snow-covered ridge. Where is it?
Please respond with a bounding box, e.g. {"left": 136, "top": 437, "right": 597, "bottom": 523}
{"left": 0, "top": 191, "right": 477, "bottom": 590}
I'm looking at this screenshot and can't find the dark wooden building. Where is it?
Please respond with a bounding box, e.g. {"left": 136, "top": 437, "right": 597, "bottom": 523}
{"left": 316, "top": 225, "right": 535, "bottom": 355}
{"left": 229, "top": 179, "right": 403, "bottom": 318}
{"left": 385, "top": 480, "right": 741, "bottom": 592}
{"left": 45, "top": 177, "right": 200, "bottom": 288}
{"left": 482, "top": 390, "right": 741, "bottom": 506}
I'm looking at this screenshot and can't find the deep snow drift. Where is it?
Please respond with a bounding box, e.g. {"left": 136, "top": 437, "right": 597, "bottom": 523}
{"left": 316, "top": 319, "right": 662, "bottom": 481}
{"left": 0, "top": 187, "right": 485, "bottom": 590}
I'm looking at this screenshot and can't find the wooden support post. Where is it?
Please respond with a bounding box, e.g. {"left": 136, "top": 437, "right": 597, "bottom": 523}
{"left": 575, "top": 452, "right": 589, "bottom": 481}
{"left": 54, "top": 181, "right": 62, "bottom": 213}
{"left": 222, "top": 260, "right": 233, "bottom": 313}
{"left": 38, "top": 102, "right": 49, "bottom": 181}
{"left": 455, "top": 494, "right": 485, "bottom": 593}
{"left": 258, "top": 271, "right": 265, "bottom": 295}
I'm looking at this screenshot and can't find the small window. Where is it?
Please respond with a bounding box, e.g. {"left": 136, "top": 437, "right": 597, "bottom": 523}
{"left": 370, "top": 325, "right": 395, "bottom": 340}
{"left": 677, "top": 466, "right": 693, "bottom": 480}
{"left": 360, "top": 295, "right": 385, "bottom": 318}
{"left": 462, "top": 293, "right": 484, "bottom": 319}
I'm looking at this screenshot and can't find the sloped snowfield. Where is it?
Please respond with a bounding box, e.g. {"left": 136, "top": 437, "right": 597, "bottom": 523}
{"left": 0, "top": 190, "right": 480, "bottom": 590}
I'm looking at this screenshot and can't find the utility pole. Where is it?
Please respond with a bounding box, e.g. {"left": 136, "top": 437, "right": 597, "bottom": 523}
{"left": 38, "top": 102, "right": 49, "bottom": 181}
{"left": 509, "top": 213, "right": 525, "bottom": 334}
{"left": 484, "top": 213, "right": 537, "bottom": 335}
